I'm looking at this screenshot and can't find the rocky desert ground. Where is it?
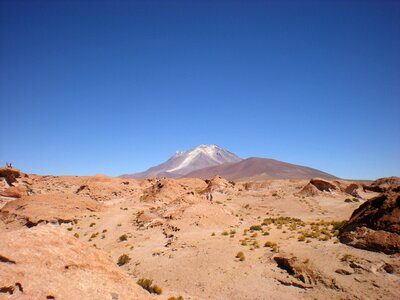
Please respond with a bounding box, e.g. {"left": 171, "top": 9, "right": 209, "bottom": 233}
{"left": 0, "top": 167, "right": 399, "bottom": 300}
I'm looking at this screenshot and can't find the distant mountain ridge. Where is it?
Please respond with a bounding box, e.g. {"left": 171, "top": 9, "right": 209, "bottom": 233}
{"left": 120, "top": 144, "right": 337, "bottom": 180}
{"left": 120, "top": 144, "right": 241, "bottom": 178}
{"left": 184, "top": 157, "right": 338, "bottom": 180}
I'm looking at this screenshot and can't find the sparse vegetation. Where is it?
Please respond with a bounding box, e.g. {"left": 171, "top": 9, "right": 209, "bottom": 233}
{"left": 221, "top": 231, "right": 229, "bottom": 236}
{"left": 89, "top": 222, "right": 96, "bottom": 227}
{"left": 340, "top": 254, "right": 360, "bottom": 263}
{"left": 236, "top": 251, "right": 245, "bottom": 261}
{"left": 249, "top": 225, "right": 262, "bottom": 231}
{"left": 345, "top": 198, "right": 360, "bottom": 203}
{"left": 137, "top": 278, "right": 162, "bottom": 294}
{"left": 119, "top": 234, "right": 128, "bottom": 242}
{"left": 195, "top": 187, "right": 207, "bottom": 194}
{"left": 117, "top": 254, "right": 131, "bottom": 266}
{"left": 90, "top": 232, "right": 99, "bottom": 239}
{"left": 73, "top": 233, "right": 79, "bottom": 238}
{"left": 264, "top": 241, "right": 279, "bottom": 252}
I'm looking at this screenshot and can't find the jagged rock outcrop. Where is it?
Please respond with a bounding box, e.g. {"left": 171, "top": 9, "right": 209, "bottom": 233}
{"left": 0, "top": 168, "right": 22, "bottom": 186}
{"left": 339, "top": 178, "right": 400, "bottom": 254}
{"left": 363, "top": 176, "right": 400, "bottom": 193}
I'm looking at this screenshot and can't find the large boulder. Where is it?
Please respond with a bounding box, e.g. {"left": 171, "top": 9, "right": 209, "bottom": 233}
{"left": 0, "top": 168, "right": 22, "bottom": 186}
{"left": 343, "top": 183, "right": 361, "bottom": 198}
{"left": 309, "top": 178, "right": 337, "bottom": 192}
{"left": 363, "top": 176, "right": 400, "bottom": 193}
{"left": 339, "top": 178, "right": 400, "bottom": 254}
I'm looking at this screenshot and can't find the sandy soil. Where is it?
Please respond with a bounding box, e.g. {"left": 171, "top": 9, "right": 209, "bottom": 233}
{"left": 0, "top": 173, "right": 399, "bottom": 299}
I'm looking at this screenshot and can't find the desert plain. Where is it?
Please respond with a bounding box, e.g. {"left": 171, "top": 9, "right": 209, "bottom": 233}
{"left": 0, "top": 168, "right": 399, "bottom": 300}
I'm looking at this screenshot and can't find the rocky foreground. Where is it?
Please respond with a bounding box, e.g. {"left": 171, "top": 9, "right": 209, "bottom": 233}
{"left": 0, "top": 168, "right": 399, "bottom": 299}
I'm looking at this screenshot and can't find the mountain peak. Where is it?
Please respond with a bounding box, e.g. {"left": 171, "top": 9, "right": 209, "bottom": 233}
{"left": 122, "top": 144, "right": 241, "bottom": 178}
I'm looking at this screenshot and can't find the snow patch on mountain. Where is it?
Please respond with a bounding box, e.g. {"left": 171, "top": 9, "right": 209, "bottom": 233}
{"left": 121, "top": 144, "right": 242, "bottom": 179}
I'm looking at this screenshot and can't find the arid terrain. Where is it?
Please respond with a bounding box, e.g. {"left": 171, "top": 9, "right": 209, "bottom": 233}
{"left": 0, "top": 167, "right": 399, "bottom": 300}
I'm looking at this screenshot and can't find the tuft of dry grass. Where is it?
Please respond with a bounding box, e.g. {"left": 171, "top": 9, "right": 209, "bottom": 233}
{"left": 264, "top": 241, "right": 280, "bottom": 253}
{"left": 137, "top": 278, "right": 162, "bottom": 294}
{"left": 117, "top": 254, "right": 131, "bottom": 266}
{"left": 236, "top": 251, "right": 245, "bottom": 261}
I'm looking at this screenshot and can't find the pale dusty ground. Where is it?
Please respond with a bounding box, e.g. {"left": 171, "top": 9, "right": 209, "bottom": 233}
{"left": 1, "top": 174, "right": 399, "bottom": 300}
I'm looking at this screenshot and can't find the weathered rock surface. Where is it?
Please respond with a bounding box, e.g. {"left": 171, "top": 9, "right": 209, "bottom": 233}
{"left": 295, "top": 182, "right": 320, "bottom": 197}
{"left": 0, "top": 168, "right": 22, "bottom": 186}
{"left": 339, "top": 178, "right": 400, "bottom": 254}
{"left": 363, "top": 176, "right": 400, "bottom": 193}
{"left": 0, "top": 226, "right": 153, "bottom": 299}
{"left": 310, "top": 179, "right": 337, "bottom": 192}
{"left": 274, "top": 256, "right": 317, "bottom": 286}
{"left": 0, "top": 193, "right": 103, "bottom": 229}
{"left": 0, "top": 185, "right": 28, "bottom": 198}
{"left": 343, "top": 183, "right": 361, "bottom": 198}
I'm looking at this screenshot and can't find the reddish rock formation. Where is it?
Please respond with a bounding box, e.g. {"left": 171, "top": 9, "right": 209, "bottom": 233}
{"left": 0, "top": 226, "right": 153, "bottom": 299}
{"left": 339, "top": 178, "right": 400, "bottom": 254}
{"left": 0, "top": 185, "right": 28, "bottom": 198}
{"left": 363, "top": 176, "right": 400, "bottom": 193}
{"left": 295, "top": 183, "right": 320, "bottom": 197}
{"left": 0, "top": 193, "right": 103, "bottom": 228}
{"left": 343, "top": 183, "right": 361, "bottom": 198}
{"left": 310, "top": 179, "right": 337, "bottom": 192}
{"left": 0, "top": 168, "right": 22, "bottom": 186}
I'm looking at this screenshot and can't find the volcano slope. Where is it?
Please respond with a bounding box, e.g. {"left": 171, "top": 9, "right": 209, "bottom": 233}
{"left": 0, "top": 170, "right": 399, "bottom": 300}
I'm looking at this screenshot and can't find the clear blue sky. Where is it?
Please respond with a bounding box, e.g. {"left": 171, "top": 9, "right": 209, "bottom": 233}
{"left": 0, "top": 0, "right": 399, "bottom": 179}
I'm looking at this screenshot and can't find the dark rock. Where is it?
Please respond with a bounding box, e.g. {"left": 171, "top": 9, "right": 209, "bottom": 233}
{"left": 344, "top": 183, "right": 361, "bottom": 198}
{"left": 0, "top": 168, "right": 22, "bottom": 186}
{"left": 339, "top": 178, "right": 400, "bottom": 254}
{"left": 383, "top": 263, "right": 395, "bottom": 274}
{"left": 364, "top": 177, "right": 400, "bottom": 193}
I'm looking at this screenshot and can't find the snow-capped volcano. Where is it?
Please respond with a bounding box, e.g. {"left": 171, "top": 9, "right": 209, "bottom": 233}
{"left": 121, "top": 144, "right": 242, "bottom": 178}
